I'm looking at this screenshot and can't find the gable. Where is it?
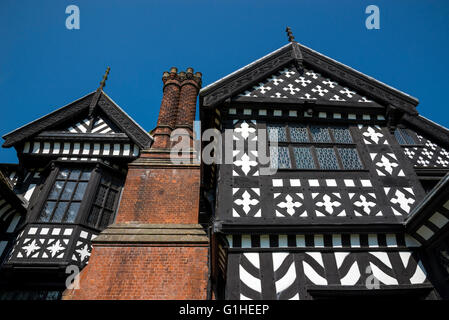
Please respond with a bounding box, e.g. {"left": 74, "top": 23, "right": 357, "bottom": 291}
{"left": 65, "top": 115, "right": 120, "bottom": 134}
{"left": 235, "top": 63, "right": 375, "bottom": 104}
{"left": 2, "top": 91, "right": 152, "bottom": 151}
{"left": 200, "top": 42, "right": 419, "bottom": 114}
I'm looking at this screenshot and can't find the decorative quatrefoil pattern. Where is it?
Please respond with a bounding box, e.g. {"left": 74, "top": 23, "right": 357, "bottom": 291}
{"left": 312, "top": 193, "right": 346, "bottom": 217}
{"left": 274, "top": 193, "right": 306, "bottom": 217}
{"left": 384, "top": 187, "right": 416, "bottom": 216}
{"left": 358, "top": 125, "right": 389, "bottom": 145}
{"left": 270, "top": 178, "right": 385, "bottom": 218}
{"left": 11, "top": 226, "right": 73, "bottom": 259}
{"left": 233, "top": 188, "right": 261, "bottom": 218}
{"left": 403, "top": 133, "right": 449, "bottom": 168}
{"left": 236, "top": 64, "right": 373, "bottom": 103}
{"left": 8, "top": 225, "right": 97, "bottom": 268}
{"left": 233, "top": 150, "right": 259, "bottom": 176}
{"left": 349, "top": 193, "right": 381, "bottom": 216}
{"left": 71, "top": 230, "right": 97, "bottom": 266}
{"left": 370, "top": 152, "right": 405, "bottom": 176}
{"left": 232, "top": 120, "right": 259, "bottom": 177}
{"left": 233, "top": 120, "right": 257, "bottom": 141}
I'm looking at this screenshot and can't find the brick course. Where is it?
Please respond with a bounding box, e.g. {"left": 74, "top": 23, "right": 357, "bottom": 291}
{"left": 116, "top": 166, "right": 200, "bottom": 224}
{"left": 63, "top": 245, "right": 208, "bottom": 300}
{"left": 63, "top": 67, "right": 208, "bottom": 300}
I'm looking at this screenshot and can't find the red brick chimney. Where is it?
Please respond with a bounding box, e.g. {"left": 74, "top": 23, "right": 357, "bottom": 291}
{"left": 63, "top": 68, "right": 208, "bottom": 300}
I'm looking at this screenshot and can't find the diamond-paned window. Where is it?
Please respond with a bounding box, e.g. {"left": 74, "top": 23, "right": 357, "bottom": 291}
{"left": 310, "top": 126, "right": 332, "bottom": 143}
{"left": 289, "top": 125, "right": 310, "bottom": 143}
{"left": 267, "top": 123, "right": 362, "bottom": 170}
{"left": 316, "top": 148, "right": 339, "bottom": 170}
{"left": 293, "top": 147, "right": 316, "bottom": 169}
{"left": 268, "top": 125, "right": 287, "bottom": 142}
{"left": 270, "top": 146, "right": 291, "bottom": 169}
{"left": 338, "top": 148, "right": 363, "bottom": 170}
{"left": 331, "top": 127, "right": 353, "bottom": 143}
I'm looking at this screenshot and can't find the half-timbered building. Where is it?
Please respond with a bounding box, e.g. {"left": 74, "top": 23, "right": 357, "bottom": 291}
{"left": 1, "top": 30, "right": 449, "bottom": 300}
{"left": 200, "top": 32, "right": 449, "bottom": 300}
{"left": 0, "top": 72, "right": 153, "bottom": 299}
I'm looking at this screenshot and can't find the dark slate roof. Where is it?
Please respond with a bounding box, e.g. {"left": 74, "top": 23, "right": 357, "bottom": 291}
{"left": 2, "top": 91, "right": 153, "bottom": 149}
{"left": 200, "top": 42, "right": 419, "bottom": 113}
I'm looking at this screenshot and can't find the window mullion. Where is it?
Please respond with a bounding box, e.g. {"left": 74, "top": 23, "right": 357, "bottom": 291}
{"left": 334, "top": 146, "right": 345, "bottom": 170}
{"left": 31, "top": 167, "right": 58, "bottom": 223}
{"left": 50, "top": 176, "right": 69, "bottom": 222}
{"left": 62, "top": 175, "right": 81, "bottom": 223}
{"left": 97, "top": 182, "right": 110, "bottom": 228}
{"left": 77, "top": 167, "right": 101, "bottom": 226}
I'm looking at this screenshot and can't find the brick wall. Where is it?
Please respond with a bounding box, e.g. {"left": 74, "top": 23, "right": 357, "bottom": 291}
{"left": 63, "top": 67, "right": 208, "bottom": 300}
{"left": 63, "top": 245, "right": 209, "bottom": 300}
{"left": 116, "top": 166, "right": 200, "bottom": 224}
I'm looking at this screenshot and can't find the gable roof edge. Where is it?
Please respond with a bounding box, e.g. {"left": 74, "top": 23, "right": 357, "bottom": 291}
{"left": 200, "top": 42, "right": 419, "bottom": 113}
{"left": 98, "top": 91, "right": 153, "bottom": 149}
{"left": 2, "top": 91, "right": 94, "bottom": 141}
{"left": 298, "top": 43, "right": 419, "bottom": 105}
{"left": 201, "top": 43, "right": 292, "bottom": 95}
{"left": 2, "top": 92, "right": 95, "bottom": 148}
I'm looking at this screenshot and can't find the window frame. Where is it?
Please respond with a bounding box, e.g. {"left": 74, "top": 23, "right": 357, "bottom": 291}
{"left": 30, "top": 161, "right": 125, "bottom": 230}
{"left": 37, "top": 167, "right": 91, "bottom": 223}
{"left": 394, "top": 128, "right": 419, "bottom": 146}
{"left": 85, "top": 171, "right": 124, "bottom": 230}
{"left": 266, "top": 122, "right": 365, "bottom": 171}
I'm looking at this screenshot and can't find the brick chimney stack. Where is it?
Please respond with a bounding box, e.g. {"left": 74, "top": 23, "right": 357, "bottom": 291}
{"left": 176, "top": 68, "right": 202, "bottom": 133}
{"left": 63, "top": 67, "right": 208, "bottom": 300}
{"left": 152, "top": 68, "right": 202, "bottom": 149}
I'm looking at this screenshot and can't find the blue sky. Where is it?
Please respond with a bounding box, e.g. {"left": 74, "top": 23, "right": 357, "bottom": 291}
{"left": 1, "top": 0, "right": 448, "bottom": 163}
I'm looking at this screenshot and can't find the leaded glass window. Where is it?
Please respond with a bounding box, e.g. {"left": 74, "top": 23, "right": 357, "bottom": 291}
{"left": 270, "top": 146, "right": 291, "bottom": 169}
{"left": 38, "top": 168, "right": 91, "bottom": 223}
{"left": 268, "top": 125, "right": 287, "bottom": 142}
{"left": 394, "top": 128, "right": 416, "bottom": 145}
{"left": 289, "top": 125, "right": 309, "bottom": 143}
{"left": 331, "top": 127, "right": 353, "bottom": 143}
{"left": 293, "top": 147, "right": 315, "bottom": 169}
{"left": 338, "top": 148, "right": 363, "bottom": 170}
{"left": 87, "top": 174, "right": 122, "bottom": 229}
{"left": 267, "top": 123, "right": 362, "bottom": 170}
{"left": 316, "top": 148, "right": 339, "bottom": 170}
{"left": 310, "top": 126, "right": 332, "bottom": 143}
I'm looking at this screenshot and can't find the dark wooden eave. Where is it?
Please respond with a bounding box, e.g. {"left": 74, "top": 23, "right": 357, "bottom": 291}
{"left": 200, "top": 42, "right": 419, "bottom": 114}
{"left": 2, "top": 91, "right": 153, "bottom": 150}
{"left": 35, "top": 132, "right": 131, "bottom": 143}
{"left": 405, "top": 172, "right": 449, "bottom": 236}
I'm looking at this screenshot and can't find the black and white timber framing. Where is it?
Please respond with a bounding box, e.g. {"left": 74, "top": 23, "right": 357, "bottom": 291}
{"left": 0, "top": 88, "right": 152, "bottom": 298}
{"left": 200, "top": 41, "right": 449, "bottom": 300}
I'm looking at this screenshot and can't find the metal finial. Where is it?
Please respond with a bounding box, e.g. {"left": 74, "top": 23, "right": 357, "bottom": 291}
{"left": 99, "top": 66, "right": 110, "bottom": 90}
{"left": 286, "top": 26, "right": 295, "bottom": 42}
